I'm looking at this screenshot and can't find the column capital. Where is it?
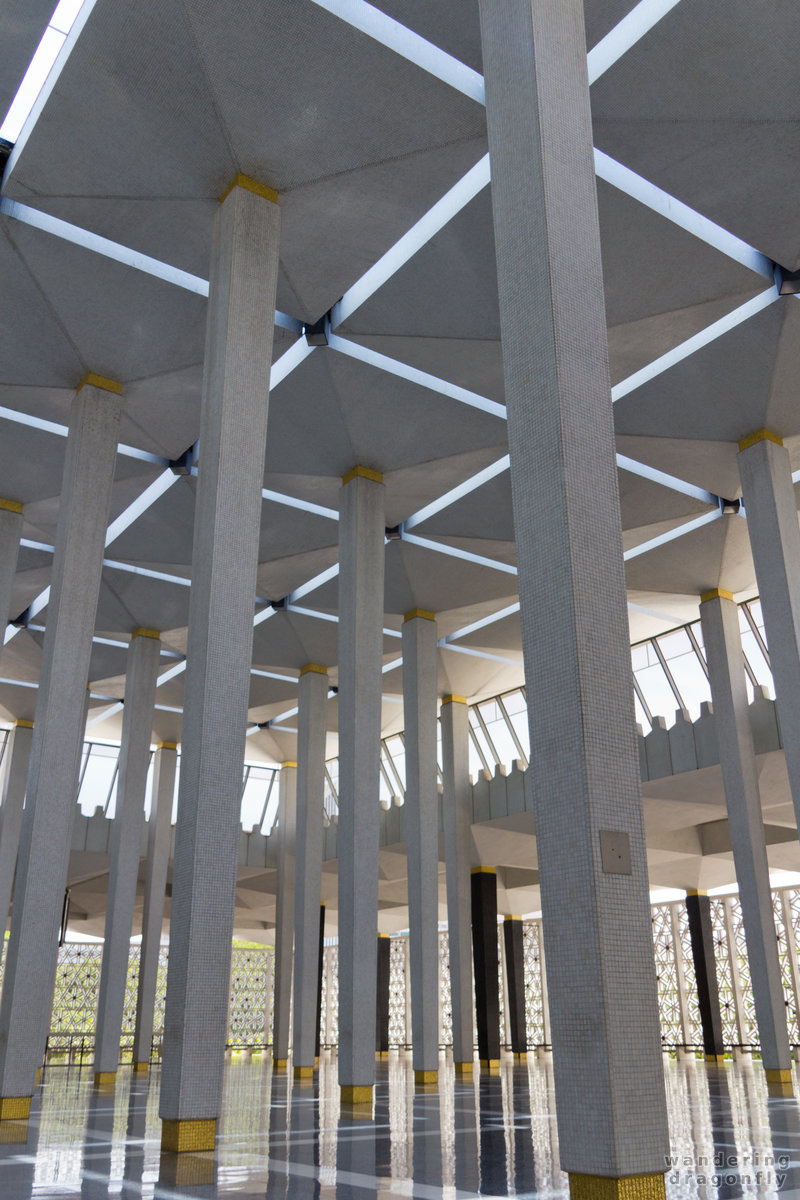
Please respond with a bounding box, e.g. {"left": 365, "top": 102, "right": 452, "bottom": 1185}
{"left": 0, "top": 499, "right": 22, "bottom": 514}
{"left": 471, "top": 866, "right": 495, "bottom": 875}
{"left": 686, "top": 888, "right": 708, "bottom": 897}
{"left": 738, "top": 428, "right": 784, "bottom": 452}
{"left": 281, "top": 760, "right": 297, "bottom": 770}
{"left": 13, "top": 720, "right": 33, "bottom": 729}
{"left": 157, "top": 741, "right": 178, "bottom": 750}
{"left": 403, "top": 608, "right": 435, "bottom": 623}
{"left": 132, "top": 627, "right": 160, "bottom": 640}
{"left": 77, "top": 373, "right": 122, "bottom": 396}
{"left": 341, "top": 465, "right": 382, "bottom": 485}
{"left": 300, "top": 663, "right": 328, "bottom": 676}
{"left": 219, "top": 173, "right": 278, "bottom": 205}
{"left": 441, "top": 694, "right": 467, "bottom": 706}
{"left": 700, "top": 588, "right": 733, "bottom": 604}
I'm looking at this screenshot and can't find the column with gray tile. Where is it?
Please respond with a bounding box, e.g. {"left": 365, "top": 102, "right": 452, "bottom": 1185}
{"left": 0, "top": 721, "right": 34, "bottom": 935}
{"left": 402, "top": 610, "right": 440, "bottom": 1084}
{"left": 738, "top": 431, "right": 800, "bottom": 834}
{"left": 159, "top": 176, "right": 281, "bottom": 1153}
{"left": 292, "top": 665, "right": 328, "bottom": 1077}
{"left": 0, "top": 500, "right": 23, "bottom": 636}
{"left": 272, "top": 762, "right": 296, "bottom": 1068}
{"left": 93, "top": 629, "right": 161, "bottom": 1083}
{"left": 337, "top": 467, "right": 385, "bottom": 1104}
{"left": 133, "top": 740, "right": 177, "bottom": 1072}
{"left": 478, "top": 0, "right": 669, "bottom": 1186}
{"left": 700, "top": 589, "right": 792, "bottom": 1088}
{"left": 440, "top": 695, "right": 474, "bottom": 1073}
{"left": 0, "top": 375, "right": 123, "bottom": 1118}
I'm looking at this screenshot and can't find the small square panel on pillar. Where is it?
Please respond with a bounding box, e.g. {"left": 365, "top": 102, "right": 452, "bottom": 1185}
{"left": 159, "top": 175, "right": 280, "bottom": 1148}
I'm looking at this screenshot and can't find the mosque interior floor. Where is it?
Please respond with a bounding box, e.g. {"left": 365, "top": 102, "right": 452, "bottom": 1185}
{"left": 0, "top": 1052, "right": 799, "bottom": 1198}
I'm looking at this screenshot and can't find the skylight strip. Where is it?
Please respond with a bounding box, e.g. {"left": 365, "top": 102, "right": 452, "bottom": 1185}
{"left": 611, "top": 288, "right": 779, "bottom": 403}
{"left": 627, "top": 600, "right": 682, "bottom": 624}
{"left": 270, "top": 337, "right": 314, "bottom": 391}
{"left": 402, "top": 531, "right": 517, "bottom": 575}
{"left": 104, "top": 471, "right": 177, "bottom": 546}
{"left": 587, "top": 0, "right": 683, "bottom": 84}
{"left": 286, "top": 602, "right": 402, "bottom": 641}
{"left": 20, "top": 538, "right": 54, "bottom": 553}
{"left": 87, "top": 701, "right": 123, "bottom": 729}
{"left": 156, "top": 660, "right": 187, "bottom": 688}
{"left": 615, "top": 455, "right": 716, "bottom": 505}
{"left": 327, "top": 334, "right": 506, "bottom": 419}
{"left": 250, "top": 668, "right": 299, "bottom": 683}
{"left": 308, "top": 0, "right": 485, "bottom": 104}
{"left": 331, "top": 154, "right": 491, "bottom": 328}
{"left": 287, "top": 563, "right": 340, "bottom": 605}
{"left": 0, "top": 400, "right": 168, "bottom": 466}
{"left": 101, "top": 559, "right": 191, "bottom": 587}
{"left": 404, "top": 456, "right": 510, "bottom": 531}
{"left": 382, "top": 657, "right": 403, "bottom": 675}
{"left": 594, "top": 151, "right": 774, "bottom": 279}
{"left": 444, "top": 601, "right": 521, "bottom": 644}
{"left": 0, "top": 676, "right": 37, "bottom": 690}
{"left": 439, "top": 642, "right": 518, "bottom": 666}
{"left": 0, "top": 28, "right": 67, "bottom": 144}
{"left": 261, "top": 488, "right": 338, "bottom": 521}
{"left": 623, "top": 509, "right": 721, "bottom": 561}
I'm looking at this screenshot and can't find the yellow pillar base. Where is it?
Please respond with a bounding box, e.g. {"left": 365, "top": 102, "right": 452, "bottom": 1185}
{"left": 479, "top": 1058, "right": 500, "bottom": 1073}
{"left": 161, "top": 1118, "right": 217, "bottom": 1154}
{"left": 272, "top": 1058, "right": 288, "bottom": 1071}
{"left": 765, "top": 1067, "right": 794, "bottom": 1097}
{"left": 340, "top": 1084, "right": 373, "bottom": 1106}
{"left": 705, "top": 1054, "right": 726, "bottom": 1065}
{"left": 0, "top": 1120, "right": 29, "bottom": 1144}
{"left": 294, "top": 1065, "right": 315, "bottom": 1079}
{"left": 132, "top": 1062, "right": 150, "bottom": 1075}
{"left": 376, "top": 1050, "right": 389, "bottom": 1060}
{"left": 159, "top": 1151, "right": 216, "bottom": 1187}
{"left": 94, "top": 1072, "right": 116, "bottom": 1087}
{"left": 414, "top": 1069, "right": 437, "bottom": 1087}
{"left": 454, "top": 1061, "right": 473, "bottom": 1076}
{"left": 568, "top": 1172, "right": 666, "bottom": 1199}
{"left": 35, "top": 1068, "right": 41, "bottom": 1087}
{"left": 0, "top": 1097, "right": 31, "bottom": 1121}
{"left": 513, "top": 1052, "right": 527, "bottom": 1063}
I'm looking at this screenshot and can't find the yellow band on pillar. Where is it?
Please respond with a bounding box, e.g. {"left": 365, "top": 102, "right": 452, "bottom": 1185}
{"left": 294, "top": 1065, "right": 314, "bottom": 1079}
{"left": 568, "top": 1173, "right": 666, "bottom": 1199}
{"left": 414, "top": 1069, "right": 437, "bottom": 1085}
{"left": 272, "top": 1058, "right": 288, "bottom": 1070}
{"left": 341, "top": 465, "right": 383, "bottom": 485}
{"left": 132, "top": 627, "right": 160, "bottom": 640}
{"left": 300, "top": 663, "right": 328, "bottom": 676}
{"left": 341, "top": 1084, "right": 373, "bottom": 1104}
{"left": 738, "top": 428, "right": 783, "bottom": 452}
{"left": 441, "top": 694, "right": 467, "bottom": 705}
{"left": 132, "top": 1062, "right": 149, "bottom": 1075}
{"left": 765, "top": 1068, "right": 793, "bottom": 1083}
{"left": 158, "top": 741, "right": 178, "bottom": 750}
{"left": 219, "top": 174, "right": 278, "bottom": 205}
{"left": 404, "top": 608, "right": 435, "bottom": 622}
{"left": 454, "top": 1061, "right": 473, "bottom": 1076}
{"left": 93, "top": 1072, "right": 116, "bottom": 1086}
{"left": 14, "top": 720, "right": 33, "bottom": 729}
{"left": 161, "top": 1118, "right": 217, "bottom": 1153}
{"left": 77, "top": 373, "right": 122, "bottom": 395}
{"left": 505, "top": 915, "right": 522, "bottom": 921}
{"left": 686, "top": 888, "right": 708, "bottom": 897}
{"left": 0, "top": 499, "right": 22, "bottom": 514}
{"left": 0, "top": 1097, "right": 30, "bottom": 1120}
{"left": 281, "top": 761, "right": 297, "bottom": 770}
{"left": 472, "top": 866, "right": 496, "bottom": 875}
{"left": 700, "top": 589, "right": 733, "bottom": 604}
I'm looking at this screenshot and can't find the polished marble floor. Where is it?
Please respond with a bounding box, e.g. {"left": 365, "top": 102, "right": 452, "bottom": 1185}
{"left": 0, "top": 1052, "right": 799, "bottom": 1198}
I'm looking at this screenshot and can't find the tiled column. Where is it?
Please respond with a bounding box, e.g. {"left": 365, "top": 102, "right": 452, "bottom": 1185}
{"left": 159, "top": 175, "right": 281, "bottom": 1154}
{"left": 272, "top": 762, "right": 296, "bottom": 1070}
{"left": 292, "top": 665, "right": 328, "bottom": 1079}
{"left": 337, "top": 466, "right": 385, "bottom": 1105}
{"left": 478, "top": 0, "right": 669, "bottom": 1188}
{"left": 315, "top": 903, "right": 325, "bottom": 1060}
{"left": 0, "top": 500, "right": 23, "bottom": 635}
{"left": 503, "top": 917, "right": 527, "bottom": 1060}
{"left": 471, "top": 868, "right": 500, "bottom": 1072}
{"left": 0, "top": 721, "right": 34, "bottom": 934}
{"left": 700, "top": 589, "right": 792, "bottom": 1089}
{"left": 684, "top": 891, "right": 725, "bottom": 1060}
{"left": 376, "top": 934, "right": 390, "bottom": 1057}
{"left": 738, "top": 431, "right": 800, "bottom": 831}
{"left": 94, "top": 629, "right": 161, "bottom": 1083}
{"left": 132, "top": 741, "right": 177, "bottom": 1072}
{"left": 0, "top": 374, "right": 123, "bottom": 1118}
{"left": 441, "top": 696, "right": 474, "bottom": 1075}
{"left": 403, "top": 610, "right": 440, "bottom": 1086}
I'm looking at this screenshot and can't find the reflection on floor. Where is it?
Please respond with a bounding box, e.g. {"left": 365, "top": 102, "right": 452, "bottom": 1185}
{"left": 0, "top": 1052, "right": 799, "bottom": 1197}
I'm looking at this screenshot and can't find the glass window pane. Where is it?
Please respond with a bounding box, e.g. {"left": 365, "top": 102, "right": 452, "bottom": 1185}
{"left": 635, "top": 662, "right": 678, "bottom": 725}
{"left": 77, "top": 745, "right": 118, "bottom": 814}
{"left": 661, "top": 646, "right": 711, "bottom": 719}
{"left": 634, "top": 693, "right": 651, "bottom": 733}
{"left": 467, "top": 731, "right": 484, "bottom": 779}
{"left": 740, "top": 630, "right": 774, "bottom": 696}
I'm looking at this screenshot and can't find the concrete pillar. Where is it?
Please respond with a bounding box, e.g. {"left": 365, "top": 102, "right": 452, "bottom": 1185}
{"left": 93, "top": 629, "right": 160, "bottom": 1083}
{"left": 471, "top": 868, "right": 500, "bottom": 1072}
{"left": 0, "top": 501, "right": 23, "bottom": 637}
{"left": 440, "top": 695, "right": 473, "bottom": 1075}
{"left": 292, "top": 665, "right": 328, "bottom": 1078}
{"left": 0, "top": 374, "right": 123, "bottom": 1118}
{"left": 737, "top": 431, "right": 800, "bottom": 832}
{"left": 402, "top": 611, "right": 440, "bottom": 1085}
{"left": 376, "top": 934, "right": 390, "bottom": 1057}
{"left": 159, "top": 174, "right": 281, "bottom": 1155}
{"left": 0, "top": 722, "right": 34, "bottom": 935}
{"left": 272, "top": 763, "right": 296, "bottom": 1069}
{"left": 337, "top": 466, "right": 385, "bottom": 1105}
{"left": 684, "top": 891, "right": 725, "bottom": 1060}
{"left": 700, "top": 590, "right": 792, "bottom": 1088}
{"left": 503, "top": 917, "right": 527, "bottom": 1060}
{"left": 536, "top": 918, "right": 551, "bottom": 1052}
{"left": 132, "top": 741, "right": 178, "bottom": 1072}
{"left": 315, "top": 903, "right": 325, "bottom": 1060}
{"left": 477, "top": 0, "right": 669, "bottom": 1186}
